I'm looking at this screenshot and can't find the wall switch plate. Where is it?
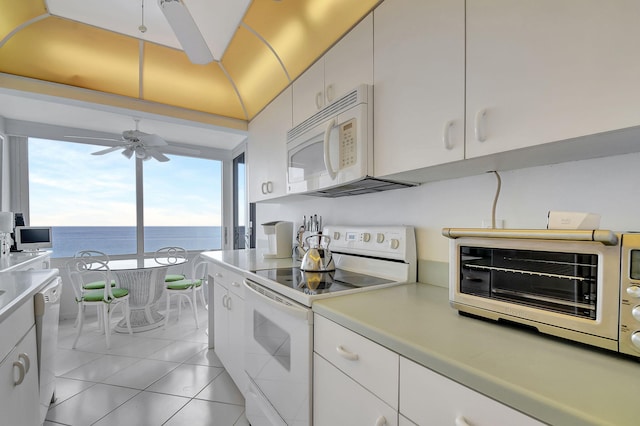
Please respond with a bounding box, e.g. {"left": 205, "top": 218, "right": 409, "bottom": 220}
{"left": 482, "top": 219, "right": 504, "bottom": 229}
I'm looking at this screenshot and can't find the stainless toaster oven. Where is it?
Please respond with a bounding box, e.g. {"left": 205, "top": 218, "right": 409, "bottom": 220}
{"left": 443, "top": 228, "right": 640, "bottom": 358}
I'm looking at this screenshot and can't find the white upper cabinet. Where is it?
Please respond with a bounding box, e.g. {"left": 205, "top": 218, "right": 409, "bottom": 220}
{"left": 373, "top": 0, "right": 465, "bottom": 177}
{"left": 292, "top": 14, "right": 374, "bottom": 126}
{"left": 466, "top": 0, "right": 640, "bottom": 158}
{"left": 247, "top": 87, "right": 292, "bottom": 202}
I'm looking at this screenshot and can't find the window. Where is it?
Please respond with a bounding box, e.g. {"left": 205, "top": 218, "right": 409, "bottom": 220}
{"left": 143, "top": 154, "right": 222, "bottom": 252}
{"left": 27, "top": 138, "right": 223, "bottom": 257}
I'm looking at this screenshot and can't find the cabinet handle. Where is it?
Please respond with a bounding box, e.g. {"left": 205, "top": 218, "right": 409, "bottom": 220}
{"left": 13, "top": 360, "right": 26, "bottom": 386}
{"left": 455, "top": 415, "right": 471, "bottom": 426}
{"left": 336, "top": 345, "right": 359, "bottom": 361}
{"left": 261, "top": 182, "right": 268, "bottom": 194}
{"left": 265, "top": 181, "right": 273, "bottom": 193}
{"left": 222, "top": 294, "right": 228, "bottom": 308}
{"left": 325, "top": 84, "right": 335, "bottom": 103}
{"left": 474, "top": 108, "right": 488, "bottom": 142}
{"left": 226, "top": 296, "right": 232, "bottom": 310}
{"left": 315, "top": 91, "right": 324, "bottom": 110}
{"left": 443, "top": 120, "right": 455, "bottom": 150}
{"left": 375, "top": 416, "right": 387, "bottom": 426}
{"left": 18, "top": 353, "right": 30, "bottom": 373}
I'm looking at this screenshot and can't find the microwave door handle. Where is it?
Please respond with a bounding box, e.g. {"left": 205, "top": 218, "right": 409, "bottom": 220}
{"left": 323, "top": 118, "right": 338, "bottom": 179}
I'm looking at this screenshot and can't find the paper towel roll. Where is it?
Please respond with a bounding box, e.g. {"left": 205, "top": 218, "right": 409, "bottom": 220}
{"left": 0, "top": 212, "right": 13, "bottom": 232}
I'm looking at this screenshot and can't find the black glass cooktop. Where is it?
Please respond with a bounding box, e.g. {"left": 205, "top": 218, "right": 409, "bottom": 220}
{"left": 252, "top": 267, "right": 394, "bottom": 295}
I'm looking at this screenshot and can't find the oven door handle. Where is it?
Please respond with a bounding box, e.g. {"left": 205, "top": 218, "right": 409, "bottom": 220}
{"left": 243, "top": 280, "right": 312, "bottom": 323}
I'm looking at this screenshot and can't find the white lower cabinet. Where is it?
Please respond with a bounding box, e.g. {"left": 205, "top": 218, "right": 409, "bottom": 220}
{"left": 314, "top": 354, "right": 398, "bottom": 426}
{"left": 399, "top": 357, "right": 544, "bottom": 426}
{"left": 313, "top": 314, "right": 399, "bottom": 426}
{"left": 212, "top": 264, "right": 246, "bottom": 394}
{"left": 0, "top": 300, "right": 40, "bottom": 426}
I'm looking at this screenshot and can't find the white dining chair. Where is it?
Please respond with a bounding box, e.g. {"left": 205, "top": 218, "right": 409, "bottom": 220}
{"left": 164, "top": 257, "right": 208, "bottom": 329}
{"left": 66, "top": 257, "right": 132, "bottom": 349}
{"left": 154, "top": 246, "right": 188, "bottom": 283}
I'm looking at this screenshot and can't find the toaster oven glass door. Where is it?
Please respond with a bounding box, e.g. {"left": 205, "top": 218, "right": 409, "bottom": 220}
{"left": 459, "top": 246, "right": 598, "bottom": 319}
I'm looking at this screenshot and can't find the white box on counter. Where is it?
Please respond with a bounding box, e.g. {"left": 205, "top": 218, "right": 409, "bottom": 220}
{"left": 547, "top": 211, "right": 601, "bottom": 230}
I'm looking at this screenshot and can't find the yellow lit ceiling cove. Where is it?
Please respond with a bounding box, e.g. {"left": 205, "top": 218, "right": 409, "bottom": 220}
{"left": 0, "top": 0, "right": 380, "bottom": 125}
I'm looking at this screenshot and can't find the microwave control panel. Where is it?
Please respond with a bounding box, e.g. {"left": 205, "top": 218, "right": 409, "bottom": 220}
{"left": 339, "top": 119, "right": 357, "bottom": 169}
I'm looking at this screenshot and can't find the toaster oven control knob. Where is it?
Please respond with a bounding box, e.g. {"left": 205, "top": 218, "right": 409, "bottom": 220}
{"left": 377, "top": 233, "right": 385, "bottom": 243}
{"left": 631, "top": 332, "right": 640, "bottom": 350}
{"left": 627, "top": 285, "right": 640, "bottom": 298}
{"left": 389, "top": 238, "right": 400, "bottom": 250}
{"left": 333, "top": 232, "right": 340, "bottom": 241}
{"left": 362, "top": 233, "right": 371, "bottom": 242}
{"left": 632, "top": 306, "right": 640, "bottom": 322}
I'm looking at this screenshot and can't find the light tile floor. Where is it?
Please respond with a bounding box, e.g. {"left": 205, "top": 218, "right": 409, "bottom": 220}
{"left": 45, "top": 306, "right": 248, "bottom": 426}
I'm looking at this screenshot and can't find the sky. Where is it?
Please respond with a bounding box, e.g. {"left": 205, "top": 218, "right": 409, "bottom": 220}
{"left": 28, "top": 138, "right": 223, "bottom": 226}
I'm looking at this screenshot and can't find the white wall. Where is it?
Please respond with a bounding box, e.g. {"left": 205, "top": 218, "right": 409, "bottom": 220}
{"left": 256, "top": 152, "right": 640, "bottom": 266}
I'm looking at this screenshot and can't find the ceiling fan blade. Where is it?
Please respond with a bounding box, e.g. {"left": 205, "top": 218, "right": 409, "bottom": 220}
{"left": 92, "top": 146, "right": 123, "bottom": 155}
{"left": 140, "top": 133, "right": 168, "bottom": 147}
{"left": 147, "top": 148, "right": 170, "bottom": 162}
{"left": 66, "top": 135, "right": 123, "bottom": 143}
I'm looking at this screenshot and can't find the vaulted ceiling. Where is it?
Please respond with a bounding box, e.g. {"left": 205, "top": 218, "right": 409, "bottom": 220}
{"left": 0, "top": 0, "right": 379, "bottom": 149}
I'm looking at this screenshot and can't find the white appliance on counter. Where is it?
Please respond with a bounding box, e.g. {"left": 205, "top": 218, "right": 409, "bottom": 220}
{"left": 243, "top": 225, "right": 416, "bottom": 426}
{"left": 286, "top": 85, "right": 417, "bottom": 197}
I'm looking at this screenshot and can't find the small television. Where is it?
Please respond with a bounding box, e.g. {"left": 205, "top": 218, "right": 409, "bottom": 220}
{"left": 15, "top": 226, "right": 53, "bottom": 251}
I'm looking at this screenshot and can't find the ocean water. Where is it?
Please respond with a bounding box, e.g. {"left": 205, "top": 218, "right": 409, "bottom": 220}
{"left": 50, "top": 226, "right": 222, "bottom": 258}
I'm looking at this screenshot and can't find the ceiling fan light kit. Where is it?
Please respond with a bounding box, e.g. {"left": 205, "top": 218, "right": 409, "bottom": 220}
{"left": 158, "top": 0, "right": 214, "bottom": 65}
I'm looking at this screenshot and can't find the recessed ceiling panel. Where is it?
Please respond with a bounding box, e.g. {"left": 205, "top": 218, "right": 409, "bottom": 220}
{"left": 143, "top": 42, "right": 245, "bottom": 119}
{"left": 244, "top": 0, "right": 379, "bottom": 82}
{"left": 0, "top": 17, "right": 140, "bottom": 97}
{"left": 0, "top": 0, "right": 47, "bottom": 41}
{"left": 222, "top": 25, "right": 289, "bottom": 119}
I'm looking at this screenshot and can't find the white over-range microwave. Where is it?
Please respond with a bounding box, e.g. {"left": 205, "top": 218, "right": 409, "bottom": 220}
{"left": 286, "top": 84, "right": 416, "bottom": 197}
{"left": 443, "top": 228, "right": 640, "bottom": 359}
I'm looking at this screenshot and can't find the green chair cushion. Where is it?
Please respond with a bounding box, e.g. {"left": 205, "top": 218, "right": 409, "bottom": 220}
{"left": 81, "top": 288, "right": 129, "bottom": 302}
{"left": 167, "top": 279, "right": 202, "bottom": 290}
{"left": 83, "top": 280, "right": 116, "bottom": 290}
{"left": 165, "top": 274, "right": 186, "bottom": 282}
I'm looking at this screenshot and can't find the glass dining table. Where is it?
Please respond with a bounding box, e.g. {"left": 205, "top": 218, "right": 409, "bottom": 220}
{"left": 108, "top": 257, "right": 187, "bottom": 332}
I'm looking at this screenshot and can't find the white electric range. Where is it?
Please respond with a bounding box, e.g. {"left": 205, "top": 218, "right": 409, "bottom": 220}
{"left": 243, "top": 225, "right": 416, "bottom": 426}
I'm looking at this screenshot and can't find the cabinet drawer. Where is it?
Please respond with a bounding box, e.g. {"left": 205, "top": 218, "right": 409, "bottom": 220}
{"left": 210, "top": 265, "right": 245, "bottom": 298}
{"left": 314, "top": 314, "right": 399, "bottom": 409}
{"left": 400, "top": 357, "right": 544, "bottom": 426}
{"left": 314, "top": 354, "right": 398, "bottom": 426}
{"left": 0, "top": 299, "right": 35, "bottom": 362}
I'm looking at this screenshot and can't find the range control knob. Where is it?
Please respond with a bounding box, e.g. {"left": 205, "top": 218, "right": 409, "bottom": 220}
{"left": 632, "top": 331, "right": 640, "bottom": 350}
{"left": 627, "top": 285, "right": 640, "bottom": 298}
{"left": 376, "top": 233, "right": 385, "bottom": 243}
{"left": 333, "top": 232, "right": 340, "bottom": 241}
{"left": 389, "top": 238, "right": 400, "bottom": 250}
{"left": 362, "top": 232, "right": 371, "bottom": 242}
{"left": 632, "top": 306, "right": 640, "bottom": 322}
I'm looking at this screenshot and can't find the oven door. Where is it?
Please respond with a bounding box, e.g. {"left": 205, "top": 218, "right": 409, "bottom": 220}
{"left": 243, "top": 279, "right": 313, "bottom": 426}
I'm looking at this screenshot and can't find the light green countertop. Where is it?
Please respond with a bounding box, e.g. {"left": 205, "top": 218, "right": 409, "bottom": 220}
{"left": 313, "top": 283, "right": 640, "bottom": 426}
{"left": 200, "top": 249, "right": 296, "bottom": 273}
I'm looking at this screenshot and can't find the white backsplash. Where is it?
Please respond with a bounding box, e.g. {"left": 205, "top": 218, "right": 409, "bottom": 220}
{"left": 256, "top": 151, "right": 640, "bottom": 267}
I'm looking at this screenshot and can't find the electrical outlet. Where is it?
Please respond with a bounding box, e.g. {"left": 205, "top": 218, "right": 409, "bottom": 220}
{"left": 482, "top": 219, "right": 504, "bottom": 229}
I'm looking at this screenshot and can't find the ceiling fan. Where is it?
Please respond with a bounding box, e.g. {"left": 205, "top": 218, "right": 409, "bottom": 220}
{"left": 66, "top": 119, "right": 198, "bottom": 162}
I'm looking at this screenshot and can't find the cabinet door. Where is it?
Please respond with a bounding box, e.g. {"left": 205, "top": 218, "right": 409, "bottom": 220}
{"left": 213, "top": 281, "right": 229, "bottom": 363}
{"left": 247, "top": 87, "right": 292, "bottom": 202}
{"left": 323, "top": 14, "right": 373, "bottom": 105}
{"left": 466, "top": 0, "right": 640, "bottom": 158}
{"left": 226, "top": 292, "right": 246, "bottom": 394}
{"left": 400, "top": 357, "right": 543, "bottom": 426}
{"left": 374, "top": 0, "right": 465, "bottom": 177}
{"left": 292, "top": 60, "right": 325, "bottom": 127}
{"left": 314, "top": 354, "right": 398, "bottom": 426}
{"left": 0, "top": 327, "right": 40, "bottom": 426}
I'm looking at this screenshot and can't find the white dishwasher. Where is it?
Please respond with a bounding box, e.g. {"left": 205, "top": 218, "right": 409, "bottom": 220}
{"left": 34, "top": 275, "right": 62, "bottom": 423}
